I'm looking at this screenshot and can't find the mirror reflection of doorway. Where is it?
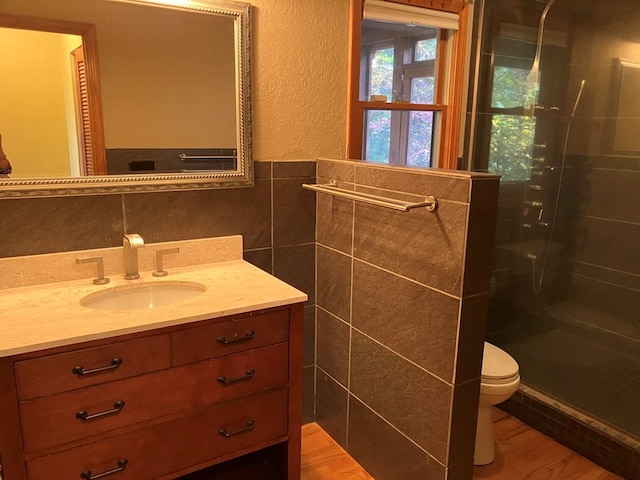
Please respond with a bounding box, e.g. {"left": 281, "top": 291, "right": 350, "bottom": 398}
{"left": 0, "top": 21, "right": 105, "bottom": 178}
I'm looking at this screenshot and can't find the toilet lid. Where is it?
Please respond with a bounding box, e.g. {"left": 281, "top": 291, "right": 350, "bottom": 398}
{"left": 482, "top": 342, "right": 519, "bottom": 380}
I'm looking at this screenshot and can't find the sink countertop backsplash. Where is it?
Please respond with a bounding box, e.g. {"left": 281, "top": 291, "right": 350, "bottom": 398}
{"left": 0, "top": 235, "right": 307, "bottom": 357}
{"left": 0, "top": 235, "right": 244, "bottom": 290}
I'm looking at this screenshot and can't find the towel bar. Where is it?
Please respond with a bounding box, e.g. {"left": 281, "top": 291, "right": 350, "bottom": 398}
{"left": 302, "top": 180, "right": 437, "bottom": 212}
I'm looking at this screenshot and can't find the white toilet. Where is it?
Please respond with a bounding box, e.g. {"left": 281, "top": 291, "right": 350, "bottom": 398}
{"left": 474, "top": 342, "right": 520, "bottom": 466}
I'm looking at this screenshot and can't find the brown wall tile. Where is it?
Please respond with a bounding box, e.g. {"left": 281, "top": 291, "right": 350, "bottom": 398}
{"left": 243, "top": 248, "right": 272, "bottom": 274}
{"left": 352, "top": 260, "right": 460, "bottom": 382}
{"left": 316, "top": 308, "right": 350, "bottom": 387}
{"left": 316, "top": 194, "right": 353, "bottom": 255}
{"left": 573, "top": 168, "right": 640, "bottom": 224}
{"left": 348, "top": 396, "right": 446, "bottom": 480}
{"left": 303, "top": 305, "right": 316, "bottom": 368}
{"left": 455, "top": 294, "right": 489, "bottom": 384}
{"left": 0, "top": 195, "right": 124, "bottom": 257}
{"left": 350, "top": 330, "right": 452, "bottom": 463}
{"left": 463, "top": 201, "right": 499, "bottom": 296}
{"left": 568, "top": 261, "right": 640, "bottom": 292}
{"left": 302, "top": 365, "right": 316, "bottom": 424}
{"left": 316, "top": 245, "right": 352, "bottom": 322}
{"left": 569, "top": 216, "right": 640, "bottom": 276}
{"left": 273, "top": 160, "right": 316, "bottom": 179}
{"left": 273, "top": 177, "right": 316, "bottom": 246}
{"left": 355, "top": 163, "right": 472, "bottom": 202}
{"left": 448, "top": 380, "right": 481, "bottom": 465}
{"left": 470, "top": 177, "right": 500, "bottom": 203}
{"left": 568, "top": 274, "right": 639, "bottom": 335}
{"left": 446, "top": 459, "right": 475, "bottom": 480}
{"left": 317, "top": 159, "right": 355, "bottom": 183}
{"left": 123, "top": 180, "right": 272, "bottom": 249}
{"left": 313, "top": 163, "right": 492, "bottom": 476}
{"left": 353, "top": 201, "right": 468, "bottom": 296}
{"left": 274, "top": 244, "right": 315, "bottom": 304}
{"left": 253, "top": 160, "right": 272, "bottom": 179}
{"left": 316, "top": 370, "right": 348, "bottom": 449}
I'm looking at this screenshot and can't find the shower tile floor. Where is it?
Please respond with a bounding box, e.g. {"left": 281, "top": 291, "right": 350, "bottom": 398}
{"left": 488, "top": 302, "right": 640, "bottom": 440}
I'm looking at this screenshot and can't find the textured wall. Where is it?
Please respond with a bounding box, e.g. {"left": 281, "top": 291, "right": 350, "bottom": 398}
{"left": 248, "top": 0, "right": 350, "bottom": 160}
{"left": 314, "top": 158, "right": 500, "bottom": 480}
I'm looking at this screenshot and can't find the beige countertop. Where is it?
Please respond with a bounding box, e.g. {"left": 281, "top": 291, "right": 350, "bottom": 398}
{"left": 0, "top": 259, "right": 307, "bottom": 358}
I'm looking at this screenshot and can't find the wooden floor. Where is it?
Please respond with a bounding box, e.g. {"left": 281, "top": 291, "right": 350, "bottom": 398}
{"left": 473, "top": 409, "right": 620, "bottom": 480}
{"left": 301, "top": 409, "right": 621, "bottom": 480}
{"left": 301, "top": 422, "right": 374, "bottom": 479}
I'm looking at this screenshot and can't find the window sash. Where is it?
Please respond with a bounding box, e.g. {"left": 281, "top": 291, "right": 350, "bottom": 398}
{"left": 347, "top": 0, "right": 470, "bottom": 169}
{"left": 363, "top": 0, "right": 459, "bottom": 30}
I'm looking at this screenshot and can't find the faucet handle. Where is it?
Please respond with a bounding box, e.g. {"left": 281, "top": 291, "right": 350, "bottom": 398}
{"left": 152, "top": 248, "right": 180, "bottom": 277}
{"left": 76, "top": 257, "right": 110, "bottom": 285}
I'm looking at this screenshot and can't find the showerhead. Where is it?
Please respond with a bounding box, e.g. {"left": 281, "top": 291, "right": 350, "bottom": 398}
{"left": 525, "top": 0, "right": 557, "bottom": 109}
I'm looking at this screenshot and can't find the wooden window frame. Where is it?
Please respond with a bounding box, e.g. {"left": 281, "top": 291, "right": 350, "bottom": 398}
{"left": 347, "top": 0, "right": 471, "bottom": 169}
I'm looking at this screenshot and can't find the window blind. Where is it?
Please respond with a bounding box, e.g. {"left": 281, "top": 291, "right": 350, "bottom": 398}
{"left": 363, "top": 0, "right": 459, "bottom": 31}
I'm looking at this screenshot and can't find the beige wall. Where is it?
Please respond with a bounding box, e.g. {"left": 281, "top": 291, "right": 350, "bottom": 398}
{"left": 0, "top": 28, "right": 79, "bottom": 178}
{"left": 96, "top": 4, "right": 237, "bottom": 148}
{"left": 248, "top": 0, "right": 350, "bottom": 160}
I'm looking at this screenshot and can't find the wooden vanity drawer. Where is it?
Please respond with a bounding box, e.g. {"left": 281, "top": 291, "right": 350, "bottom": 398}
{"left": 172, "top": 309, "right": 289, "bottom": 365}
{"left": 19, "top": 342, "right": 289, "bottom": 453}
{"left": 25, "top": 388, "right": 289, "bottom": 480}
{"left": 15, "top": 335, "right": 171, "bottom": 400}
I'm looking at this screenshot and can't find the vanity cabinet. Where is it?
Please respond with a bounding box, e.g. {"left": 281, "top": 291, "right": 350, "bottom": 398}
{"left": 0, "top": 304, "right": 304, "bottom": 480}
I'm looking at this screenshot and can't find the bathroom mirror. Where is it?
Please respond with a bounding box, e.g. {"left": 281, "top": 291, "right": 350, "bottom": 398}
{"left": 0, "top": 0, "right": 252, "bottom": 197}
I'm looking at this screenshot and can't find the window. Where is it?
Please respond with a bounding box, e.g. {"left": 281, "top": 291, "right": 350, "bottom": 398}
{"left": 347, "top": 0, "right": 471, "bottom": 169}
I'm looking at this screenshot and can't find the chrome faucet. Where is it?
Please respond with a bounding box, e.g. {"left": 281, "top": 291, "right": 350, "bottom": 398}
{"left": 123, "top": 234, "right": 145, "bottom": 279}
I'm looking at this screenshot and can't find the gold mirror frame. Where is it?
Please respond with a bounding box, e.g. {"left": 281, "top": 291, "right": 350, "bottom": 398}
{"left": 0, "top": 0, "right": 252, "bottom": 198}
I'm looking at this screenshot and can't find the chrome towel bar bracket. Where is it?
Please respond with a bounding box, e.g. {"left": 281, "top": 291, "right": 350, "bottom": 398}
{"left": 302, "top": 180, "right": 438, "bottom": 212}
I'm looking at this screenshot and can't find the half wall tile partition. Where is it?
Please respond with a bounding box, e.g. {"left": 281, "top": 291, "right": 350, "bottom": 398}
{"left": 314, "top": 158, "right": 500, "bottom": 480}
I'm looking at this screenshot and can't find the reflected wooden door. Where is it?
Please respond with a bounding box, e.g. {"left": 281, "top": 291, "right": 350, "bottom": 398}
{"left": 71, "top": 46, "right": 105, "bottom": 175}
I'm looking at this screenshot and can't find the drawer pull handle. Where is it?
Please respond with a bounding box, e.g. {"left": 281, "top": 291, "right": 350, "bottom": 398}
{"left": 219, "top": 420, "right": 255, "bottom": 438}
{"left": 76, "top": 400, "right": 126, "bottom": 421}
{"left": 216, "top": 331, "right": 255, "bottom": 345}
{"left": 80, "top": 458, "right": 128, "bottom": 479}
{"left": 72, "top": 358, "right": 123, "bottom": 376}
{"left": 217, "top": 369, "right": 255, "bottom": 385}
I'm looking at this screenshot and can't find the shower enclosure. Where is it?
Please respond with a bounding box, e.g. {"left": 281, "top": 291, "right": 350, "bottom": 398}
{"left": 470, "top": 0, "right": 640, "bottom": 472}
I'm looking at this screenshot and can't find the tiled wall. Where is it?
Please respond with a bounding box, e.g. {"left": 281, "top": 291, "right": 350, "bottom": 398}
{"left": 562, "top": 155, "right": 640, "bottom": 339}
{"left": 313, "top": 158, "right": 500, "bottom": 480}
{"left": 0, "top": 159, "right": 317, "bottom": 421}
{"left": 557, "top": 0, "right": 640, "bottom": 339}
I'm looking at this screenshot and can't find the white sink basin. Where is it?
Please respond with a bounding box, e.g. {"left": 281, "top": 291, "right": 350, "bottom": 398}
{"left": 80, "top": 281, "right": 206, "bottom": 310}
